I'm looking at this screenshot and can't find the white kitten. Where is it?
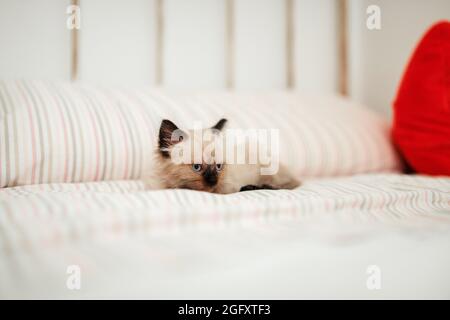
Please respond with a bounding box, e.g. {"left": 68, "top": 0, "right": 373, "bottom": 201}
{"left": 144, "top": 119, "right": 300, "bottom": 194}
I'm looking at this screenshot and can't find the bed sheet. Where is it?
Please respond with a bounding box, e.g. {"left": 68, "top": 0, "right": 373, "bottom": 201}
{"left": 1, "top": 173, "right": 449, "bottom": 299}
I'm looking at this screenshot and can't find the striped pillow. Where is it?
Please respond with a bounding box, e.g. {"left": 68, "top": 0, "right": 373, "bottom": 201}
{"left": 0, "top": 80, "right": 401, "bottom": 187}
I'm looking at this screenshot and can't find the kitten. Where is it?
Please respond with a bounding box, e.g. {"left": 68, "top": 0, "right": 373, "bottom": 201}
{"left": 144, "top": 119, "right": 300, "bottom": 194}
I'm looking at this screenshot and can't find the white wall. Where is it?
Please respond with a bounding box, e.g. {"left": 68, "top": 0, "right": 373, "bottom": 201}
{"left": 0, "top": 0, "right": 70, "bottom": 80}
{"left": 348, "top": 0, "right": 450, "bottom": 116}
{"left": 0, "top": 0, "right": 449, "bottom": 115}
{"left": 79, "top": 0, "right": 156, "bottom": 86}
{"left": 296, "top": 0, "right": 339, "bottom": 94}
{"left": 234, "top": 0, "right": 285, "bottom": 90}
{"left": 165, "top": 0, "right": 225, "bottom": 89}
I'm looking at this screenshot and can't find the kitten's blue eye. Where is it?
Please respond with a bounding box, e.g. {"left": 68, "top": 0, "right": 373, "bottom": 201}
{"left": 216, "top": 163, "right": 223, "bottom": 171}
{"left": 192, "top": 164, "right": 202, "bottom": 172}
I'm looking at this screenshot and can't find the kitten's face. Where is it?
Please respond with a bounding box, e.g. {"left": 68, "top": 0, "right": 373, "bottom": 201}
{"left": 156, "top": 118, "right": 227, "bottom": 193}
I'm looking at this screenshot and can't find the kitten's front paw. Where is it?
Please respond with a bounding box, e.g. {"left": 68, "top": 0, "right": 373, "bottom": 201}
{"left": 239, "top": 185, "right": 259, "bottom": 192}
{"left": 239, "top": 184, "right": 276, "bottom": 192}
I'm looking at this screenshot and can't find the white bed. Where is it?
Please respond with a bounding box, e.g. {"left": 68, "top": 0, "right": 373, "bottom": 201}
{"left": 1, "top": 0, "right": 449, "bottom": 301}
{"left": 1, "top": 173, "right": 449, "bottom": 299}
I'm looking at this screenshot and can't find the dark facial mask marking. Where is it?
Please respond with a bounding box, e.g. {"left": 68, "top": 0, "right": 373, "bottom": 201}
{"left": 202, "top": 165, "right": 218, "bottom": 186}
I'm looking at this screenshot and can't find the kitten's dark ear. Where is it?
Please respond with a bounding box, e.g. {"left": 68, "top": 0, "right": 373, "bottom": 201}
{"left": 159, "top": 119, "right": 185, "bottom": 158}
{"left": 211, "top": 118, "right": 227, "bottom": 131}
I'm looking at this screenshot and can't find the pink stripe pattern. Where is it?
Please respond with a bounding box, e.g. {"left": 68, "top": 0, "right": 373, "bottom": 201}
{"left": 0, "top": 80, "right": 402, "bottom": 188}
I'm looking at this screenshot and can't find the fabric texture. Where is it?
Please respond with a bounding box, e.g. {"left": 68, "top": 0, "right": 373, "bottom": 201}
{"left": 0, "top": 80, "right": 401, "bottom": 187}
{"left": 393, "top": 21, "right": 450, "bottom": 176}
{"left": 0, "top": 173, "right": 449, "bottom": 249}
{"left": 0, "top": 173, "right": 449, "bottom": 298}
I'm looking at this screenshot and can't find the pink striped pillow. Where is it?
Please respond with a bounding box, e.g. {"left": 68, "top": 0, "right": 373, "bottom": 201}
{"left": 0, "top": 80, "right": 401, "bottom": 187}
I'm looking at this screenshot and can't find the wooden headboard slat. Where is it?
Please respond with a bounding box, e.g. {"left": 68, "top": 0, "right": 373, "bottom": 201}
{"left": 225, "top": 0, "right": 235, "bottom": 89}
{"left": 338, "top": 0, "right": 348, "bottom": 96}
{"left": 286, "top": 0, "right": 295, "bottom": 89}
{"left": 70, "top": 0, "right": 79, "bottom": 81}
{"left": 155, "top": 0, "right": 164, "bottom": 86}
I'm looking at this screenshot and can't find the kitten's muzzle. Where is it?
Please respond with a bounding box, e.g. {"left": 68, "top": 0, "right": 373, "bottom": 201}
{"left": 203, "top": 166, "right": 218, "bottom": 186}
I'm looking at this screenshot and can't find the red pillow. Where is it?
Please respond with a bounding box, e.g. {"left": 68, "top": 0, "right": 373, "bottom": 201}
{"left": 393, "top": 21, "right": 450, "bottom": 176}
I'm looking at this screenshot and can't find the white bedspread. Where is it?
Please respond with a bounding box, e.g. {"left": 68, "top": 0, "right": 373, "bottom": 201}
{"left": 1, "top": 173, "right": 450, "bottom": 299}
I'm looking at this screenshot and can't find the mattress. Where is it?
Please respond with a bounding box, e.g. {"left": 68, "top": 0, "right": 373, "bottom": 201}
{"left": 1, "top": 173, "right": 450, "bottom": 299}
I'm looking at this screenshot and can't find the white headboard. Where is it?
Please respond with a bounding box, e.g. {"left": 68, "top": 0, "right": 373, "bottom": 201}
{"left": 2, "top": 0, "right": 448, "bottom": 114}
{"left": 0, "top": 0, "right": 347, "bottom": 94}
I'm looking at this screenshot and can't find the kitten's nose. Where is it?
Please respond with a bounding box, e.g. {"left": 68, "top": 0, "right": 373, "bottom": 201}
{"left": 203, "top": 167, "right": 218, "bottom": 186}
